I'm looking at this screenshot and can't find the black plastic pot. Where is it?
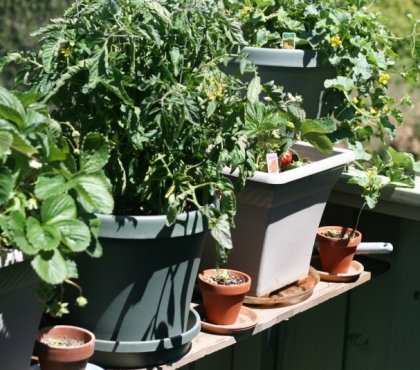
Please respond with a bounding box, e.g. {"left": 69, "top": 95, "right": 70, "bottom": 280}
{"left": 60, "top": 211, "right": 207, "bottom": 368}
{"left": 0, "top": 258, "right": 43, "bottom": 370}
{"left": 233, "top": 47, "right": 337, "bottom": 118}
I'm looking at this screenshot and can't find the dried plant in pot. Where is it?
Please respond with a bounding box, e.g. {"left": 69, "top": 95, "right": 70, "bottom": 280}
{"left": 35, "top": 325, "right": 95, "bottom": 370}
{"left": 198, "top": 268, "right": 251, "bottom": 325}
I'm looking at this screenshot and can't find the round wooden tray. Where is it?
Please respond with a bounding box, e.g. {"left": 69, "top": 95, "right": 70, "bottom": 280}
{"left": 244, "top": 267, "right": 320, "bottom": 306}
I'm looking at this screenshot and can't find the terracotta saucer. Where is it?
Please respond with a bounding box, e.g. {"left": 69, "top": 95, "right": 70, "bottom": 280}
{"left": 311, "top": 255, "right": 364, "bottom": 282}
{"left": 199, "top": 305, "right": 258, "bottom": 335}
{"left": 244, "top": 267, "right": 320, "bottom": 306}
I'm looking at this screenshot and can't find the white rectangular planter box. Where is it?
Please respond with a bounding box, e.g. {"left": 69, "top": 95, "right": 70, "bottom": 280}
{"left": 201, "top": 142, "right": 354, "bottom": 297}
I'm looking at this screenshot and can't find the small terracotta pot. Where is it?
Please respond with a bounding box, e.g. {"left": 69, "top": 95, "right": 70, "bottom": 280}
{"left": 316, "top": 226, "right": 362, "bottom": 274}
{"left": 35, "top": 325, "right": 95, "bottom": 370}
{"left": 198, "top": 269, "right": 251, "bottom": 325}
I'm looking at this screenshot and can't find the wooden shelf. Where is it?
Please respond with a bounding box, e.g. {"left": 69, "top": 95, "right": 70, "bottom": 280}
{"left": 108, "top": 267, "right": 372, "bottom": 370}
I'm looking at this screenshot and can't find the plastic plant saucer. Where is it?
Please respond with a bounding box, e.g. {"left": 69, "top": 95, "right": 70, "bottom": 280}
{"left": 91, "top": 308, "right": 200, "bottom": 368}
{"left": 199, "top": 305, "right": 258, "bottom": 335}
{"left": 311, "top": 256, "right": 364, "bottom": 282}
{"left": 30, "top": 363, "right": 104, "bottom": 370}
{"left": 244, "top": 267, "right": 320, "bottom": 306}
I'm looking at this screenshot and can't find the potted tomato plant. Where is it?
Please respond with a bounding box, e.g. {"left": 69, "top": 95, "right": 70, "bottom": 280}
{"left": 200, "top": 76, "right": 355, "bottom": 297}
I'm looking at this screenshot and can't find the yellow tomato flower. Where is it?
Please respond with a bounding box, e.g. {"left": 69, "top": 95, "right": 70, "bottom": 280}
{"left": 383, "top": 105, "right": 389, "bottom": 113}
{"left": 206, "top": 78, "right": 224, "bottom": 100}
{"left": 215, "top": 81, "right": 224, "bottom": 98}
{"left": 60, "top": 47, "right": 71, "bottom": 58}
{"left": 370, "top": 107, "right": 378, "bottom": 115}
{"left": 241, "top": 6, "right": 251, "bottom": 17}
{"left": 330, "top": 35, "right": 342, "bottom": 48}
{"left": 352, "top": 96, "right": 359, "bottom": 105}
{"left": 379, "top": 73, "right": 390, "bottom": 85}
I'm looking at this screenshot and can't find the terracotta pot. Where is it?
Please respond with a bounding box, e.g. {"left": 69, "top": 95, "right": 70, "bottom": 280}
{"left": 198, "top": 269, "right": 251, "bottom": 325}
{"left": 316, "top": 226, "right": 362, "bottom": 274}
{"left": 35, "top": 325, "right": 95, "bottom": 370}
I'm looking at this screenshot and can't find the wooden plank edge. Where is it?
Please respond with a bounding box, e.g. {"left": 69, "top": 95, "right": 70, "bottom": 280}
{"left": 110, "top": 271, "right": 371, "bottom": 370}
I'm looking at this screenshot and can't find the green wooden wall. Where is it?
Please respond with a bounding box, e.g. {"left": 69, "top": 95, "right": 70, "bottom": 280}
{"left": 179, "top": 194, "right": 420, "bottom": 370}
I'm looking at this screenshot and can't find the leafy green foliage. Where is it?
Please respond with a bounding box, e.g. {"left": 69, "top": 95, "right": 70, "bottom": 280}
{"left": 225, "top": 0, "right": 417, "bottom": 189}
{"left": 244, "top": 77, "right": 334, "bottom": 170}
{"left": 0, "top": 86, "right": 113, "bottom": 315}
{"left": 2, "top": 0, "right": 327, "bottom": 258}
{"left": 31, "top": 0, "right": 255, "bottom": 227}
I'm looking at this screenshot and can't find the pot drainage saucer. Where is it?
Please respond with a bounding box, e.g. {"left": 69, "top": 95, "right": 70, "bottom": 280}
{"left": 198, "top": 305, "right": 258, "bottom": 335}
{"left": 311, "top": 256, "right": 364, "bottom": 282}
{"left": 244, "top": 267, "right": 320, "bottom": 306}
{"left": 91, "top": 308, "right": 200, "bottom": 368}
{"left": 30, "top": 363, "right": 104, "bottom": 370}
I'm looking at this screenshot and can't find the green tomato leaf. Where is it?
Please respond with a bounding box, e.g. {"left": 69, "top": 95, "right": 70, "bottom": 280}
{"left": 0, "top": 131, "right": 13, "bottom": 157}
{"left": 170, "top": 47, "right": 181, "bottom": 77}
{"left": 26, "top": 216, "right": 61, "bottom": 251}
{"left": 301, "top": 119, "right": 336, "bottom": 135}
{"left": 80, "top": 132, "right": 110, "bottom": 173}
{"left": 166, "top": 204, "right": 178, "bottom": 226}
{"left": 41, "top": 194, "right": 77, "bottom": 224}
{"left": 0, "top": 86, "right": 26, "bottom": 128}
{"left": 206, "top": 101, "right": 217, "bottom": 118}
{"left": 209, "top": 213, "right": 233, "bottom": 251}
{"left": 31, "top": 249, "right": 68, "bottom": 284}
{"left": 247, "top": 76, "right": 262, "bottom": 104}
{"left": 55, "top": 219, "right": 91, "bottom": 252}
{"left": 301, "top": 132, "right": 333, "bottom": 153}
{"left": 255, "top": 0, "right": 275, "bottom": 6}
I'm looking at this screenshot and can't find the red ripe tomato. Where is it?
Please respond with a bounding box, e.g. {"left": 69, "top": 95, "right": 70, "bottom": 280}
{"left": 279, "top": 151, "right": 293, "bottom": 168}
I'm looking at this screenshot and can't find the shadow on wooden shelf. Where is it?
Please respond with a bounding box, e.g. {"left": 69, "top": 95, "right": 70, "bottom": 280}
{"left": 354, "top": 255, "right": 391, "bottom": 277}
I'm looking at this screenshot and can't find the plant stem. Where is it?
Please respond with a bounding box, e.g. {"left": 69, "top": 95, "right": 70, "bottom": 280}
{"left": 351, "top": 201, "right": 367, "bottom": 239}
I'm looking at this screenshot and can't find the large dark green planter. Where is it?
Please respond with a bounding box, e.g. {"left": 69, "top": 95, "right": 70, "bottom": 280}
{"left": 0, "top": 254, "right": 43, "bottom": 370}
{"left": 236, "top": 47, "right": 337, "bottom": 118}
{"left": 61, "top": 211, "right": 207, "bottom": 368}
